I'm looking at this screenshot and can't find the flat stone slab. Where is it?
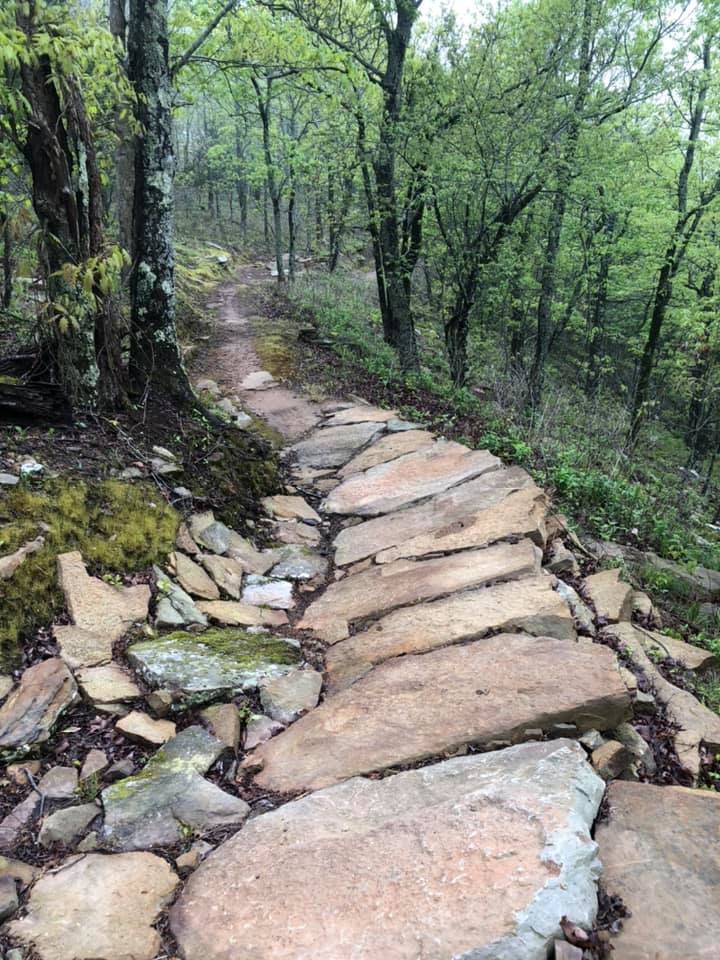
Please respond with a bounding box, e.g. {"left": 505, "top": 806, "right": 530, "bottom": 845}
{"left": 596, "top": 781, "right": 720, "bottom": 958}
{"left": 57, "top": 551, "right": 150, "bottom": 642}
{"left": 77, "top": 664, "right": 140, "bottom": 704}
{"left": 240, "top": 370, "right": 276, "bottom": 390}
{"left": 260, "top": 668, "right": 322, "bottom": 723}
{"left": 298, "top": 539, "right": 540, "bottom": 642}
{"left": 0, "top": 659, "right": 77, "bottom": 749}
{"left": 8, "top": 852, "right": 179, "bottom": 960}
{"left": 262, "top": 495, "right": 320, "bottom": 522}
{"left": 322, "top": 404, "right": 398, "bottom": 426}
{"left": 53, "top": 625, "right": 113, "bottom": 670}
{"left": 171, "top": 552, "right": 220, "bottom": 600}
{"left": 338, "top": 429, "right": 435, "bottom": 477}
{"left": 325, "top": 576, "right": 576, "bottom": 691}
{"left": 251, "top": 634, "right": 630, "bottom": 793}
{"left": 289, "top": 422, "right": 384, "bottom": 469}
{"left": 242, "top": 575, "right": 295, "bottom": 610}
{"left": 200, "top": 555, "right": 244, "bottom": 598}
{"left": 196, "top": 600, "right": 288, "bottom": 627}
{"left": 333, "top": 466, "right": 537, "bottom": 566}
{"left": 154, "top": 566, "right": 208, "bottom": 628}
{"left": 323, "top": 439, "right": 501, "bottom": 516}
{"left": 270, "top": 545, "right": 327, "bottom": 581}
{"left": 127, "top": 628, "right": 300, "bottom": 700}
{"left": 583, "top": 568, "right": 633, "bottom": 622}
{"left": 173, "top": 740, "right": 604, "bottom": 960}
{"left": 102, "top": 726, "right": 249, "bottom": 850}
{"left": 641, "top": 630, "right": 718, "bottom": 673}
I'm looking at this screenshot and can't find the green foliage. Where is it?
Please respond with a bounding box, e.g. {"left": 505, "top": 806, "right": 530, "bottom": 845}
{"left": 0, "top": 479, "right": 178, "bottom": 666}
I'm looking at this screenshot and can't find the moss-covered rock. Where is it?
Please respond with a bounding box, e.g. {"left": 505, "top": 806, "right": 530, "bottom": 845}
{"left": 127, "top": 628, "right": 300, "bottom": 705}
{"left": 0, "top": 479, "right": 178, "bottom": 667}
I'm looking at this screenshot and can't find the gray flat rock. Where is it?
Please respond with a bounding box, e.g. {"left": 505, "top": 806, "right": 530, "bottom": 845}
{"left": 289, "top": 422, "right": 384, "bottom": 469}
{"left": 260, "top": 669, "right": 323, "bottom": 724}
{"left": 102, "top": 726, "right": 249, "bottom": 850}
{"left": 251, "top": 634, "right": 630, "bottom": 794}
{"left": 298, "top": 539, "right": 541, "bottom": 642}
{"left": 173, "top": 740, "right": 604, "bottom": 960}
{"left": 38, "top": 803, "right": 99, "bottom": 848}
{"left": 153, "top": 566, "right": 208, "bottom": 628}
{"left": 323, "top": 439, "right": 501, "bottom": 516}
{"left": 325, "top": 575, "right": 576, "bottom": 691}
{"left": 241, "top": 575, "right": 295, "bottom": 610}
{"left": 128, "top": 628, "right": 300, "bottom": 700}
{"left": 270, "top": 546, "right": 328, "bottom": 581}
{"left": 333, "top": 466, "right": 537, "bottom": 566}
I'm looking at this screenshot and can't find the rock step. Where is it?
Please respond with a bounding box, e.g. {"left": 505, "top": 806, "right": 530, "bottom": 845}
{"left": 249, "top": 634, "right": 631, "bottom": 794}
{"left": 324, "top": 574, "right": 576, "bottom": 692}
{"left": 298, "top": 538, "right": 541, "bottom": 642}
{"left": 332, "top": 464, "right": 540, "bottom": 566}
{"left": 173, "top": 740, "right": 605, "bottom": 960}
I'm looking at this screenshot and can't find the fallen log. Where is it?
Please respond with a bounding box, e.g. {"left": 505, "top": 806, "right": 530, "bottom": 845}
{"left": 0, "top": 381, "right": 72, "bottom": 424}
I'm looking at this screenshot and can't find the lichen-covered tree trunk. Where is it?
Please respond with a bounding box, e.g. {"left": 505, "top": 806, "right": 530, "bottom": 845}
{"left": 127, "top": 0, "right": 191, "bottom": 399}
{"left": 17, "top": 3, "right": 124, "bottom": 408}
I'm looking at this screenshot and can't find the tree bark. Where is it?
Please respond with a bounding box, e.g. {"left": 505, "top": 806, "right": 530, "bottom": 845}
{"left": 1, "top": 214, "right": 12, "bottom": 309}
{"left": 127, "top": 0, "right": 191, "bottom": 399}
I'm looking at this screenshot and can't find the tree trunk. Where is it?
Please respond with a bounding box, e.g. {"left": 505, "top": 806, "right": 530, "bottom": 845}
{"left": 1, "top": 215, "right": 12, "bottom": 309}
{"left": 109, "top": 0, "right": 134, "bottom": 272}
{"left": 17, "top": 3, "right": 124, "bottom": 407}
{"left": 253, "top": 77, "right": 284, "bottom": 281}
{"left": 127, "top": 0, "right": 190, "bottom": 400}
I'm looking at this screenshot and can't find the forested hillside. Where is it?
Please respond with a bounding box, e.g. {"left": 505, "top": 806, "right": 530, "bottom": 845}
{"left": 2, "top": 3, "right": 720, "bottom": 958}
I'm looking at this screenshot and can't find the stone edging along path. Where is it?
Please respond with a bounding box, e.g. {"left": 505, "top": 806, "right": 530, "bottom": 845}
{"left": 1, "top": 386, "right": 720, "bottom": 959}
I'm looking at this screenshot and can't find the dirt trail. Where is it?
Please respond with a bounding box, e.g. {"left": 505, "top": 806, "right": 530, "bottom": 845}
{"left": 193, "top": 262, "right": 322, "bottom": 441}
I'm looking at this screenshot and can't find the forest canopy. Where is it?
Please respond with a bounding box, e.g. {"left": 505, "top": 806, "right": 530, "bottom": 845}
{"left": 2, "top": 0, "right": 720, "bottom": 561}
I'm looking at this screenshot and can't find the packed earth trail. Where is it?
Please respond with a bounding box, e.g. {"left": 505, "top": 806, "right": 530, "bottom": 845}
{"left": 1, "top": 267, "right": 720, "bottom": 960}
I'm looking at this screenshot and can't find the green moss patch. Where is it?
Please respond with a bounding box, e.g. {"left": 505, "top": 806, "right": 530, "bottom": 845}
{"left": 0, "top": 478, "right": 178, "bottom": 667}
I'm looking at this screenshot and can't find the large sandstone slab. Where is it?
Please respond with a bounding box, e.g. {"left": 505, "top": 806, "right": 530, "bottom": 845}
{"left": 323, "top": 404, "right": 398, "bottom": 426}
{"left": 375, "top": 486, "right": 547, "bottom": 563}
{"left": 338, "top": 429, "right": 435, "bottom": 477}
{"left": 8, "top": 852, "right": 179, "bottom": 960}
{"left": 251, "top": 634, "right": 630, "bottom": 793}
{"left": 325, "top": 576, "right": 576, "bottom": 691}
{"left": 583, "top": 568, "right": 633, "bottom": 622}
{"left": 596, "top": 781, "right": 720, "bottom": 959}
{"left": 173, "top": 740, "right": 605, "bottom": 960}
{"left": 57, "top": 551, "right": 150, "bottom": 642}
{"left": 323, "top": 439, "right": 501, "bottom": 516}
{"left": 0, "top": 659, "right": 77, "bottom": 749}
{"left": 298, "top": 539, "right": 541, "bottom": 641}
{"left": 333, "top": 466, "right": 537, "bottom": 566}
{"left": 289, "top": 422, "right": 384, "bottom": 469}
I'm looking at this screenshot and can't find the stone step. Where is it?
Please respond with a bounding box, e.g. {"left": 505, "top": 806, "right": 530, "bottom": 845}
{"left": 288, "top": 421, "right": 385, "bottom": 468}
{"left": 249, "top": 633, "right": 631, "bottom": 794}
{"left": 172, "top": 740, "right": 605, "bottom": 960}
{"left": 298, "top": 538, "right": 541, "bottom": 642}
{"left": 332, "top": 465, "right": 538, "bottom": 566}
{"left": 337, "top": 428, "right": 435, "bottom": 477}
{"left": 323, "top": 438, "right": 501, "bottom": 516}
{"left": 596, "top": 781, "right": 720, "bottom": 958}
{"left": 324, "top": 575, "right": 576, "bottom": 692}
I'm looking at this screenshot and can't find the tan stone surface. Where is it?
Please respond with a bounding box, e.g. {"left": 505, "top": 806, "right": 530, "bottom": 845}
{"left": 196, "top": 600, "right": 288, "bottom": 627}
{"left": 333, "top": 466, "right": 536, "bottom": 566}
{"left": 0, "top": 536, "right": 44, "bottom": 580}
{"left": 0, "top": 659, "right": 77, "bottom": 749}
{"left": 323, "top": 439, "right": 501, "bottom": 516}
{"left": 262, "top": 495, "right": 320, "bottom": 522}
{"left": 77, "top": 664, "right": 140, "bottom": 704}
{"left": 299, "top": 539, "right": 540, "bottom": 641}
{"left": 375, "top": 486, "right": 547, "bottom": 563}
{"left": 323, "top": 405, "right": 397, "bottom": 426}
{"left": 174, "top": 740, "right": 605, "bottom": 960}
{"left": 325, "top": 576, "right": 576, "bottom": 691}
{"left": 199, "top": 555, "right": 245, "bottom": 598}
{"left": 171, "top": 552, "right": 220, "bottom": 600}
{"left": 53, "top": 625, "right": 113, "bottom": 669}
{"left": 200, "top": 703, "right": 240, "bottom": 752}
{"left": 7, "top": 852, "right": 179, "bottom": 960}
{"left": 272, "top": 520, "right": 321, "bottom": 546}
{"left": 252, "top": 634, "right": 630, "bottom": 793}
{"left": 116, "top": 711, "right": 176, "bottom": 746}
{"left": 597, "top": 781, "right": 720, "bottom": 959}
{"left": 338, "top": 429, "right": 435, "bottom": 477}
{"left": 583, "top": 568, "right": 633, "bottom": 622}
{"left": 57, "top": 551, "right": 150, "bottom": 642}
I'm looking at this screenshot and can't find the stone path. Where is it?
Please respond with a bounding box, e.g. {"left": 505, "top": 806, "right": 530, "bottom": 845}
{"left": 2, "top": 277, "right": 720, "bottom": 959}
